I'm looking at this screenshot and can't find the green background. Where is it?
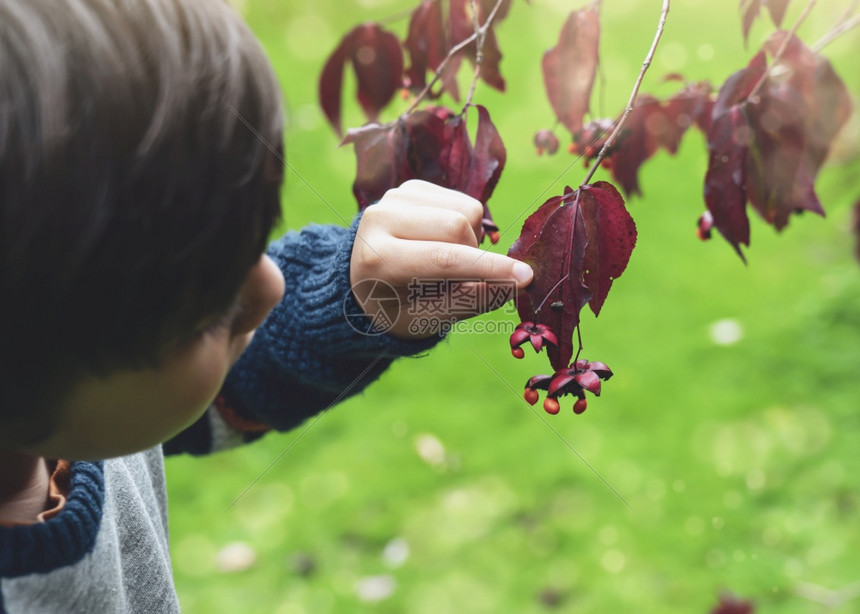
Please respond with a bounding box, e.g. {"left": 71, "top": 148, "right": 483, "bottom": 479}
{"left": 166, "top": 0, "right": 860, "bottom": 612}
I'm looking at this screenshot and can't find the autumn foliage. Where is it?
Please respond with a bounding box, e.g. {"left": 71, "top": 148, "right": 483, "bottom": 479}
{"left": 317, "top": 1, "right": 854, "bottom": 606}
{"left": 318, "top": 0, "right": 854, "bottom": 425}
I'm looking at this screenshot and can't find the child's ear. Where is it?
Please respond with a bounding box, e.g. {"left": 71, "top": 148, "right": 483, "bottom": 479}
{"left": 231, "top": 255, "right": 284, "bottom": 336}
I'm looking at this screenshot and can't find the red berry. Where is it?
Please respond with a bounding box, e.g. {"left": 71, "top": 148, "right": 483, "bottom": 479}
{"left": 523, "top": 388, "right": 539, "bottom": 406}
{"left": 567, "top": 142, "right": 579, "bottom": 154}
{"left": 543, "top": 397, "right": 560, "bottom": 415}
{"left": 573, "top": 398, "right": 588, "bottom": 414}
{"left": 511, "top": 347, "right": 525, "bottom": 359}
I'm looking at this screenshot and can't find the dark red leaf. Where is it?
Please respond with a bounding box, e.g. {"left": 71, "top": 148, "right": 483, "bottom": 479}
{"left": 713, "top": 51, "right": 767, "bottom": 116}
{"left": 660, "top": 81, "right": 714, "bottom": 153}
{"left": 319, "top": 36, "right": 351, "bottom": 137}
{"left": 508, "top": 194, "right": 564, "bottom": 259}
{"left": 318, "top": 24, "right": 404, "bottom": 137}
{"left": 342, "top": 122, "right": 410, "bottom": 208}
{"left": 704, "top": 106, "right": 751, "bottom": 261}
{"left": 744, "top": 95, "right": 823, "bottom": 230}
{"left": 345, "top": 106, "right": 505, "bottom": 242}
{"left": 403, "top": 110, "right": 450, "bottom": 186}
{"left": 468, "top": 105, "right": 507, "bottom": 204}
{"left": 470, "top": 105, "right": 506, "bottom": 239}
{"left": 740, "top": 0, "right": 761, "bottom": 47}
{"left": 579, "top": 182, "right": 637, "bottom": 317}
{"left": 509, "top": 187, "right": 592, "bottom": 370}
{"left": 435, "top": 105, "right": 505, "bottom": 240}
{"left": 701, "top": 51, "right": 767, "bottom": 260}
{"left": 440, "top": 114, "right": 473, "bottom": 191}
{"left": 606, "top": 94, "right": 664, "bottom": 196}
{"left": 351, "top": 24, "right": 404, "bottom": 122}
{"left": 710, "top": 593, "right": 755, "bottom": 614}
{"left": 743, "top": 34, "right": 850, "bottom": 230}
{"left": 765, "top": 0, "right": 790, "bottom": 27}
{"left": 404, "top": 1, "right": 452, "bottom": 96}
{"left": 542, "top": 8, "right": 600, "bottom": 135}
{"left": 762, "top": 33, "right": 852, "bottom": 169}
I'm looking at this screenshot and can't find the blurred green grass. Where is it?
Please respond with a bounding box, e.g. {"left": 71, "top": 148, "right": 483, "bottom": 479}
{"left": 166, "top": 0, "right": 860, "bottom": 612}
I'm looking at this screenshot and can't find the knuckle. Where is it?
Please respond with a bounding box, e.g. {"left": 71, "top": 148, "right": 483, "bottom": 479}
{"left": 446, "top": 214, "right": 473, "bottom": 243}
{"left": 359, "top": 205, "right": 381, "bottom": 225}
{"left": 400, "top": 179, "right": 423, "bottom": 191}
{"left": 430, "top": 245, "right": 459, "bottom": 270}
{"left": 354, "top": 238, "right": 385, "bottom": 274}
{"left": 463, "top": 197, "right": 484, "bottom": 224}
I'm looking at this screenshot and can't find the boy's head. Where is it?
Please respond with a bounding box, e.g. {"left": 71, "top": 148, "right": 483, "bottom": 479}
{"left": 0, "top": 0, "right": 285, "bottom": 456}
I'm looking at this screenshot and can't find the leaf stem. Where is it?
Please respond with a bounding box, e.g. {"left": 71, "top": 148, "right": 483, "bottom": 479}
{"left": 406, "top": 0, "right": 507, "bottom": 114}
{"left": 746, "top": 0, "right": 817, "bottom": 102}
{"left": 812, "top": 6, "right": 860, "bottom": 52}
{"left": 534, "top": 274, "right": 570, "bottom": 315}
{"left": 580, "top": 0, "right": 670, "bottom": 187}
{"left": 574, "top": 324, "right": 584, "bottom": 363}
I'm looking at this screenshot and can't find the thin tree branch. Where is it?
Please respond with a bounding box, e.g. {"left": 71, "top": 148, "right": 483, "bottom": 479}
{"left": 406, "top": 0, "right": 506, "bottom": 114}
{"left": 464, "top": 0, "right": 486, "bottom": 107}
{"left": 747, "top": 0, "right": 817, "bottom": 102}
{"left": 580, "top": 0, "right": 669, "bottom": 187}
{"left": 812, "top": 6, "right": 860, "bottom": 52}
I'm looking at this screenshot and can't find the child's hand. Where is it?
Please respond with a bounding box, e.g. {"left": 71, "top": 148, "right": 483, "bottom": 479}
{"left": 349, "top": 180, "right": 534, "bottom": 339}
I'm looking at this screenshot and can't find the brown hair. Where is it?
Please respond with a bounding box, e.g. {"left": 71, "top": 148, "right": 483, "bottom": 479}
{"left": 0, "top": 0, "right": 284, "bottom": 442}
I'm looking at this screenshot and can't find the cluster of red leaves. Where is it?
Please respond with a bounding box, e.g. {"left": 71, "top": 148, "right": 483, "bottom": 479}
{"left": 536, "top": 6, "right": 851, "bottom": 261}
{"left": 508, "top": 182, "right": 636, "bottom": 371}
{"left": 342, "top": 105, "right": 505, "bottom": 241}
{"left": 319, "top": 0, "right": 519, "bottom": 138}
{"left": 741, "top": 0, "right": 790, "bottom": 46}
{"left": 534, "top": 8, "right": 715, "bottom": 197}
{"left": 573, "top": 81, "right": 714, "bottom": 197}
{"left": 407, "top": 0, "right": 514, "bottom": 99}
{"left": 703, "top": 32, "right": 852, "bottom": 260}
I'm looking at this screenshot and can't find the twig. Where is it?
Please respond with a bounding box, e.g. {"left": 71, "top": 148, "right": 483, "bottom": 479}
{"left": 812, "top": 9, "right": 860, "bottom": 52}
{"left": 574, "top": 324, "right": 584, "bottom": 362}
{"left": 534, "top": 274, "right": 570, "bottom": 314}
{"left": 465, "top": 0, "right": 484, "bottom": 107}
{"left": 406, "top": 0, "right": 506, "bottom": 114}
{"left": 747, "top": 0, "right": 817, "bottom": 102}
{"left": 580, "top": 0, "right": 670, "bottom": 187}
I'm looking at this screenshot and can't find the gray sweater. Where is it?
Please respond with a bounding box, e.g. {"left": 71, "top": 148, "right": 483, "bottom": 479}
{"left": 0, "top": 221, "right": 441, "bottom": 612}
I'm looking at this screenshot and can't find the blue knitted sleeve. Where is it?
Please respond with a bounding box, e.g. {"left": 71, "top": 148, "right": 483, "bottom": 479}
{"left": 217, "top": 215, "right": 443, "bottom": 432}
